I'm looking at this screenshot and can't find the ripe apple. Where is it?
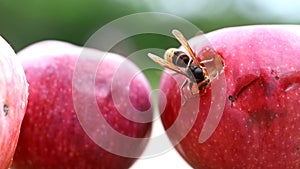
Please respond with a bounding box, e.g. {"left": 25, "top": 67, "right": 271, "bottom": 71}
{"left": 12, "top": 41, "right": 152, "bottom": 169}
{"left": 0, "top": 36, "right": 28, "bottom": 169}
{"left": 160, "top": 25, "right": 300, "bottom": 168}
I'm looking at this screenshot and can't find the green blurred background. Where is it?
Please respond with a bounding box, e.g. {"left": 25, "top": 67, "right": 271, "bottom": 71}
{"left": 1, "top": 0, "right": 300, "bottom": 87}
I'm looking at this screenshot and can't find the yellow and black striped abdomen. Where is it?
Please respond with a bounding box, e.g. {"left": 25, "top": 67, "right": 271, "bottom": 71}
{"left": 172, "top": 51, "right": 190, "bottom": 67}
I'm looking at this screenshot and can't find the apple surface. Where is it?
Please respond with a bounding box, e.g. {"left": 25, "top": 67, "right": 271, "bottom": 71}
{"left": 160, "top": 25, "right": 300, "bottom": 168}
{"left": 0, "top": 36, "right": 28, "bottom": 169}
{"left": 12, "top": 41, "right": 152, "bottom": 169}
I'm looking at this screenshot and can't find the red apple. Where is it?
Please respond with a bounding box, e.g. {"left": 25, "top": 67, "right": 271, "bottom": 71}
{"left": 0, "top": 36, "right": 28, "bottom": 169}
{"left": 160, "top": 25, "right": 300, "bottom": 168}
{"left": 12, "top": 41, "right": 152, "bottom": 169}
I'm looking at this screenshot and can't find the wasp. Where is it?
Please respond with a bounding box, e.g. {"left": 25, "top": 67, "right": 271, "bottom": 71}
{"left": 148, "top": 29, "right": 224, "bottom": 95}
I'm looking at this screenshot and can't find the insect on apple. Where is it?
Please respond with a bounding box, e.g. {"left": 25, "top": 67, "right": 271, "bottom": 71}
{"left": 147, "top": 29, "right": 225, "bottom": 100}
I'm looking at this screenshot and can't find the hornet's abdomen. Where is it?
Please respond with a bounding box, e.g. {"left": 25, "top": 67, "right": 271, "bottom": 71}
{"left": 189, "top": 65, "right": 205, "bottom": 83}
{"left": 172, "top": 51, "right": 190, "bottom": 67}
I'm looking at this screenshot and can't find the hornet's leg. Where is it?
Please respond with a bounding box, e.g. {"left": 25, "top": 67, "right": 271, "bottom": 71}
{"left": 180, "top": 79, "right": 188, "bottom": 90}
{"left": 180, "top": 80, "right": 199, "bottom": 106}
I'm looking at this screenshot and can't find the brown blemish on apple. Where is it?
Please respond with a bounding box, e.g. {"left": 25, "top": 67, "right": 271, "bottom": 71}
{"left": 296, "top": 147, "right": 300, "bottom": 151}
{"left": 247, "top": 109, "right": 279, "bottom": 129}
{"left": 271, "top": 69, "right": 280, "bottom": 80}
{"left": 230, "top": 72, "right": 288, "bottom": 128}
{"left": 3, "top": 104, "right": 8, "bottom": 116}
{"left": 228, "top": 95, "right": 236, "bottom": 107}
{"left": 228, "top": 95, "right": 235, "bottom": 102}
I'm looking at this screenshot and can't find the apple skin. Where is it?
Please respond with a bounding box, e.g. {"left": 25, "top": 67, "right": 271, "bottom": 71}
{"left": 160, "top": 25, "right": 300, "bottom": 168}
{"left": 0, "top": 37, "right": 28, "bottom": 169}
{"left": 12, "top": 41, "right": 152, "bottom": 169}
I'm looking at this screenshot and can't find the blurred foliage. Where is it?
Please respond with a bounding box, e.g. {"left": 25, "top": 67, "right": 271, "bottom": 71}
{"left": 0, "top": 0, "right": 299, "bottom": 87}
{"left": 0, "top": 0, "right": 144, "bottom": 51}
{"left": 2, "top": 0, "right": 299, "bottom": 51}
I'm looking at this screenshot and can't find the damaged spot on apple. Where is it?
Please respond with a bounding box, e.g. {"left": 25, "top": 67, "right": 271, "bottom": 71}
{"left": 228, "top": 95, "right": 235, "bottom": 102}
{"left": 3, "top": 104, "right": 8, "bottom": 116}
{"left": 228, "top": 95, "right": 236, "bottom": 107}
{"left": 233, "top": 74, "right": 259, "bottom": 99}
{"left": 297, "top": 147, "right": 300, "bottom": 151}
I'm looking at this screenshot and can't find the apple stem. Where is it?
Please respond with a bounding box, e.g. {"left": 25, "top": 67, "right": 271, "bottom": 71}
{"left": 3, "top": 104, "right": 8, "bottom": 116}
